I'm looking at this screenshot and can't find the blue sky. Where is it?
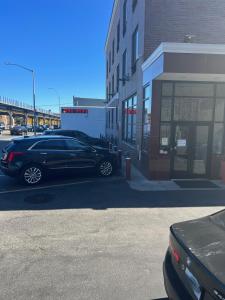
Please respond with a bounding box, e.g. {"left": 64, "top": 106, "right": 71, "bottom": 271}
{"left": 0, "top": 0, "right": 113, "bottom": 112}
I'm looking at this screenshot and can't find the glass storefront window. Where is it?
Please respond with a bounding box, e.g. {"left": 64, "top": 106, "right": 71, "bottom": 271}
{"left": 162, "top": 82, "right": 173, "bottom": 96}
{"left": 216, "top": 84, "right": 225, "bottom": 98}
{"left": 174, "top": 98, "right": 213, "bottom": 121}
{"left": 161, "top": 98, "right": 172, "bottom": 121}
{"left": 160, "top": 124, "right": 171, "bottom": 150}
{"left": 213, "top": 123, "right": 224, "bottom": 154}
{"left": 175, "top": 82, "right": 214, "bottom": 97}
{"left": 123, "top": 95, "right": 137, "bottom": 144}
{"left": 142, "top": 85, "right": 151, "bottom": 151}
{"left": 215, "top": 98, "right": 225, "bottom": 122}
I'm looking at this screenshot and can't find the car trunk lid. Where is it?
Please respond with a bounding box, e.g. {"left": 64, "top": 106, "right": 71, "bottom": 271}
{"left": 171, "top": 213, "right": 225, "bottom": 299}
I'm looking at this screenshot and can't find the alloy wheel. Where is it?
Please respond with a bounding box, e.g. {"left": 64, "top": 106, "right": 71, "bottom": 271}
{"left": 24, "top": 167, "right": 42, "bottom": 184}
{"left": 99, "top": 161, "right": 113, "bottom": 176}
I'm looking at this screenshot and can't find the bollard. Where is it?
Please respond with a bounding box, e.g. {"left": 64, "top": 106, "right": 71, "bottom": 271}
{"left": 117, "top": 149, "right": 122, "bottom": 169}
{"left": 125, "top": 157, "right": 131, "bottom": 181}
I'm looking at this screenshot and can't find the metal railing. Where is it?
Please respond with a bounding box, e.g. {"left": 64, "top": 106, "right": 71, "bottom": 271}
{"left": 0, "top": 96, "right": 59, "bottom": 117}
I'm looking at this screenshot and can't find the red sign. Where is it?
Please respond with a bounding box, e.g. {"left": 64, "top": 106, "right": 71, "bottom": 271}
{"left": 62, "top": 108, "right": 88, "bottom": 114}
{"left": 125, "top": 108, "right": 137, "bottom": 115}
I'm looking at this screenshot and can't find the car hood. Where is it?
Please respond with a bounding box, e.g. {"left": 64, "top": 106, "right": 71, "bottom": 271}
{"left": 172, "top": 213, "right": 225, "bottom": 285}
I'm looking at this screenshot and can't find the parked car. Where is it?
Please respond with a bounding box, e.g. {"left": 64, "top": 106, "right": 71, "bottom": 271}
{"left": 0, "top": 122, "right": 5, "bottom": 130}
{"left": 0, "top": 135, "right": 118, "bottom": 185}
{"left": 163, "top": 210, "right": 225, "bottom": 300}
{"left": 26, "top": 125, "right": 33, "bottom": 132}
{"left": 44, "top": 129, "right": 109, "bottom": 148}
{"left": 10, "top": 125, "right": 28, "bottom": 136}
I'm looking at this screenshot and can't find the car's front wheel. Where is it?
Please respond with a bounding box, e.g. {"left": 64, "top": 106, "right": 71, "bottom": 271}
{"left": 98, "top": 160, "right": 113, "bottom": 177}
{"left": 20, "top": 164, "right": 44, "bottom": 185}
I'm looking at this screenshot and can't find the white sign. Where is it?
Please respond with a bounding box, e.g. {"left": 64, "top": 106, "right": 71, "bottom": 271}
{"left": 161, "top": 137, "right": 169, "bottom": 146}
{"left": 177, "top": 139, "right": 187, "bottom": 147}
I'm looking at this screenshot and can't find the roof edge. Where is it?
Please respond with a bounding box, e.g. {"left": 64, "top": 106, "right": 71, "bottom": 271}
{"left": 142, "top": 42, "right": 225, "bottom": 71}
{"left": 105, "top": 0, "right": 119, "bottom": 52}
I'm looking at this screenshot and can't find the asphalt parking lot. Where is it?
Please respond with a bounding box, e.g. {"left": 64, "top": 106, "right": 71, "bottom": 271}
{"left": 0, "top": 137, "right": 225, "bottom": 299}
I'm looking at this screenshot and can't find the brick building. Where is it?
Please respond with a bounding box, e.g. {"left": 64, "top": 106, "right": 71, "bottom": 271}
{"left": 105, "top": 0, "right": 225, "bottom": 179}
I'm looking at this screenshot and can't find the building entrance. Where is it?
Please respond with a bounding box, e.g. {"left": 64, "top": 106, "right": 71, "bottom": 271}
{"left": 171, "top": 122, "right": 211, "bottom": 178}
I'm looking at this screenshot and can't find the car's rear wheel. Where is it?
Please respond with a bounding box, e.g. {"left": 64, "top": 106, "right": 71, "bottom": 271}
{"left": 98, "top": 160, "right": 113, "bottom": 177}
{"left": 20, "top": 164, "right": 43, "bottom": 185}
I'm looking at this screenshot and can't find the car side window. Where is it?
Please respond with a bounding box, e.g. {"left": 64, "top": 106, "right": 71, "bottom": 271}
{"left": 32, "top": 140, "right": 67, "bottom": 150}
{"left": 65, "top": 139, "right": 89, "bottom": 151}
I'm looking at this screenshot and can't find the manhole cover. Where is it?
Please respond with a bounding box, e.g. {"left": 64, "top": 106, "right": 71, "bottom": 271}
{"left": 24, "top": 194, "right": 54, "bottom": 204}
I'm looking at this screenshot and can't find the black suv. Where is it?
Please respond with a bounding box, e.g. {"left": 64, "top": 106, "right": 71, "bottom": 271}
{"left": 44, "top": 129, "right": 109, "bottom": 148}
{"left": 0, "top": 136, "right": 118, "bottom": 185}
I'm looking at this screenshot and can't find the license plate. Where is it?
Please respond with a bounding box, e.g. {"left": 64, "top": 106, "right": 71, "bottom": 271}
{"left": 185, "top": 267, "right": 202, "bottom": 300}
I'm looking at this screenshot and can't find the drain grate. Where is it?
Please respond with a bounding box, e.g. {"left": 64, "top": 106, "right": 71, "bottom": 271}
{"left": 24, "top": 193, "right": 54, "bottom": 204}
{"left": 174, "top": 180, "right": 219, "bottom": 189}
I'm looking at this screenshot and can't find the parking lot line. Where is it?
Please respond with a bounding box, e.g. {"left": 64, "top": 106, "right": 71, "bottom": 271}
{"left": 0, "top": 180, "right": 93, "bottom": 194}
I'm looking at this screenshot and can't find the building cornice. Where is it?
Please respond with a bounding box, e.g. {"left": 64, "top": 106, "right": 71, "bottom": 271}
{"left": 105, "top": 0, "right": 119, "bottom": 52}
{"left": 142, "top": 42, "right": 225, "bottom": 71}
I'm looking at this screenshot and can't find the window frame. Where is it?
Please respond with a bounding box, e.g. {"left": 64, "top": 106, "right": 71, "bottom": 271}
{"left": 131, "top": 26, "right": 139, "bottom": 74}
{"left": 122, "top": 49, "right": 127, "bottom": 86}
{"left": 123, "top": 0, "right": 127, "bottom": 36}
{"left": 117, "top": 21, "right": 120, "bottom": 52}
{"left": 122, "top": 94, "right": 137, "bottom": 144}
{"left": 142, "top": 85, "right": 151, "bottom": 152}
{"left": 132, "top": 0, "right": 137, "bottom": 11}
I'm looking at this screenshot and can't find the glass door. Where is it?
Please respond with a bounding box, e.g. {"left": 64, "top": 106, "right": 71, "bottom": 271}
{"left": 171, "top": 123, "right": 211, "bottom": 178}
{"left": 192, "top": 125, "right": 210, "bottom": 177}
{"left": 171, "top": 124, "right": 192, "bottom": 178}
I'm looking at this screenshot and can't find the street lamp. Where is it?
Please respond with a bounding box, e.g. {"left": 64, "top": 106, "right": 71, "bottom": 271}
{"left": 48, "top": 87, "right": 61, "bottom": 114}
{"left": 4, "top": 62, "right": 37, "bottom": 135}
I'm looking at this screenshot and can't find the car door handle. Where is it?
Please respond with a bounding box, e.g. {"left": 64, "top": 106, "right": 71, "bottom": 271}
{"left": 40, "top": 153, "right": 47, "bottom": 155}
{"left": 69, "top": 153, "right": 77, "bottom": 157}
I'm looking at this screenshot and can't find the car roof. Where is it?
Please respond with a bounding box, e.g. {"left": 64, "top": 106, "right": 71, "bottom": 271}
{"left": 12, "top": 135, "right": 75, "bottom": 143}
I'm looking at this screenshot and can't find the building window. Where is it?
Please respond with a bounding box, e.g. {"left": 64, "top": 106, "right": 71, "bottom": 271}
{"left": 142, "top": 85, "right": 151, "bottom": 152}
{"left": 132, "top": 26, "right": 139, "bottom": 74}
{"left": 109, "top": 82, "right": 111, "bottom": 100}
{"left": 122, "top": 49, "right": 127, "bottom": 86}
{"left": 123, "top": 95, "right": 137, "bottom": 144}
{"left": 132, "top": 0, "right": 137, "bottom": 11}
{"left": 117, "top": 21, "right": 120, "bottom": 52}
{"left": 112, "top": 39, "right": 115, "bottom": 65}
{"left": 111, "top": 109, "right": 114, "bottom": 129}
{"left": 112, "top": 74, "right": 115, "bottom": 96}
{"left": 106, "top": 60, "right": 109, "bottom": 78}
{"left": 116, "top": 64, "right": 120, "bottom": 92}
{"left": 123, "top": 0, "right": 127, "bottom": 36}
{"left": 109, "top": 52, "right": 111, "bottom": 73}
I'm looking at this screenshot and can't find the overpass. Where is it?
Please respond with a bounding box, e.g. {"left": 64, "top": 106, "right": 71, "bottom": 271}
{"left": 0, "top": 96, "right": 60, "bottom": 128}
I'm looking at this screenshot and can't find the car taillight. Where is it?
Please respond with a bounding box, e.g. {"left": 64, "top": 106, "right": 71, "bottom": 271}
{"left": 169, "top": 237, "right": 180, "bottom": 263}
{"left": 7, "top": 152, "right": 24, "bottom": 162}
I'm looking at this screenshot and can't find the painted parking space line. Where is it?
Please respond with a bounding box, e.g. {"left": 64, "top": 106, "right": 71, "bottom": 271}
{"left": 0, "top": 180, "right": 93, "bottom": 195}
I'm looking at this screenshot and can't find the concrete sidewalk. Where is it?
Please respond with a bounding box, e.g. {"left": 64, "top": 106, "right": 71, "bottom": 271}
{"left": 123, "top": 161, "right": 225, "bottom": 191}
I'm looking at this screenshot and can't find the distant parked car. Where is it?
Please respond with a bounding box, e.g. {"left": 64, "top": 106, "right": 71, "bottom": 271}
{"left": 163, "top": 210, "right": 225, "bottom": 300}
{"left": 26, "top": 125, "right": 33, "bottom": 132}
{"left": 33, "top": 125, "right": 45, "bottom": 133}
{"left": 0, "top": 135, "right": 118, "bottom": 185}
{"left": 0, "top": 122, "right": 5, "bottom": 130}
{"left": 10, "top": 125, "right": 28, "bottom": 136}
{"left": 44, "top": 129, "right": 109, "bottom": 148}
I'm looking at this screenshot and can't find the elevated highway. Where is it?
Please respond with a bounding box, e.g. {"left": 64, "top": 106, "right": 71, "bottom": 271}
{"left": 0, "top": 96, "right": 60, "bottom": 127}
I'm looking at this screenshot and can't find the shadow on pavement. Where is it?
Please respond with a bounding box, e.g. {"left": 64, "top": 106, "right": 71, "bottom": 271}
{"left": 0, "top": 171, "right": 225, "bottom": 211}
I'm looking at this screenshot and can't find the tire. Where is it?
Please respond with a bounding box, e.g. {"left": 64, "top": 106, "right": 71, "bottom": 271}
{"left": 98, "top": 160, "right": 113, "bottom": 177}
{"left": 20, "top": 164, "right": 44, "bottom": 185}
